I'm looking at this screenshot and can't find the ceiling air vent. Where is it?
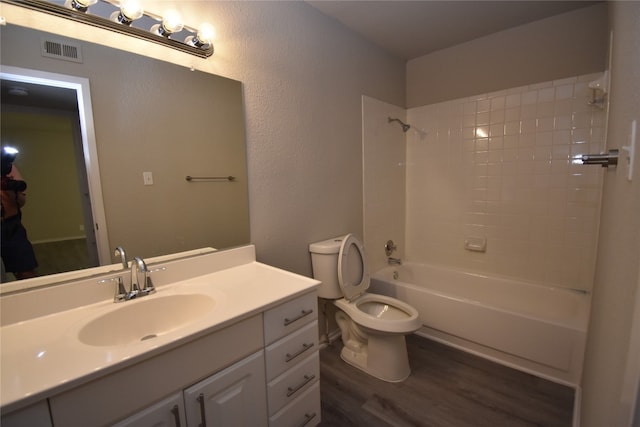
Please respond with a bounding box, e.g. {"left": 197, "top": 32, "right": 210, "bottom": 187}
{"left": 41, "top": 38, "right": 83, "bottom": 63}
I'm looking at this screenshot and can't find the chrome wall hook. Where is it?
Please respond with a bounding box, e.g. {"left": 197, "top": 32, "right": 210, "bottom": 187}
{"left": 581, "top": 149, "right": 619, "bottom": 168}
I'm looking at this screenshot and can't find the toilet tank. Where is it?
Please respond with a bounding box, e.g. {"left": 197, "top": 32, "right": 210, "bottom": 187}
{"left": 309, "top": 236, "right": 345, "bottom": 299}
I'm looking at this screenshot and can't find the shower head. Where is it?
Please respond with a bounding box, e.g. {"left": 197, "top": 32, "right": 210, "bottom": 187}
{"left": 388, "top": 117, "right": 411, "bottom": 132}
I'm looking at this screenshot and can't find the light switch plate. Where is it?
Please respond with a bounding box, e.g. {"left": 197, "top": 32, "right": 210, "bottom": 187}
{"left": 143, "top": 171, "right": 153, "bottom": 185}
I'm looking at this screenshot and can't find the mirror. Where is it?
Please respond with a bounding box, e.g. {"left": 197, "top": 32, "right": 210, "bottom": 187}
{"left": 1, "top": 23, "right": 250, "bottom": 285}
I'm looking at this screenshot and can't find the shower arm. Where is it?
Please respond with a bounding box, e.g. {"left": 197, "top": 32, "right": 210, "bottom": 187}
{"left": 388, "top": 117, "right": 411, "bottom": 132}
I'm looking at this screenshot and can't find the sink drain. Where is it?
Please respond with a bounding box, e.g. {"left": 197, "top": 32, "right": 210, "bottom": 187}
{"left": 140, "top": 334, "right": 158, "bottom": 341}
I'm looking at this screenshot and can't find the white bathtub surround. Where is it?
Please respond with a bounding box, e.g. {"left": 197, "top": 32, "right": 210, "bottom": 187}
{"left": 371, "top": 263, "right": 589, "bottom": 387}
{"left": 362, "top": 96, "right": 407, "bottom": 272}
{"left": 405, "top": 73, "right": 607, "bottom": 292}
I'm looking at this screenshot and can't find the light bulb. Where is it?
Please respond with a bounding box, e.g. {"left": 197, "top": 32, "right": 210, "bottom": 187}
{"left": 121, "top": 0, "right": 144, "bottom": 20}
{"left": 110, "top": 0, "right": 144, "bottom": 25}
{"left": 186, "top": 23, "right": 215, "bottom": 48}
{"left": 162, "top": 10, "right": 184, "bottom": 33}
{"left": 151, "top": 9, "right": 184, "bottom": 37}
{"left": 197, "top": 23, "right": 215, "bottom": 44}
{"left": 75, "top": 0, "right": 97, "bottom": 6}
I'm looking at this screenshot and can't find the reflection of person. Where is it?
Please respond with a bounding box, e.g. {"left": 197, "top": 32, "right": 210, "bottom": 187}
{"left": 1, "top": 146, "right": 38, "bottom": 280}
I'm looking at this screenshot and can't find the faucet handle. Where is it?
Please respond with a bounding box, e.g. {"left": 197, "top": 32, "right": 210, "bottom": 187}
{"left": 140, "top": 276, "right": 156, "bottom": 296}
{"left": 384, "top": 240, "right": 397, "bottom": 256}
{"left": 140, "top": 266, "right": 165, "bottom": 296}
{"left": 98, "top": 276, "right": 127, "bottom": 303}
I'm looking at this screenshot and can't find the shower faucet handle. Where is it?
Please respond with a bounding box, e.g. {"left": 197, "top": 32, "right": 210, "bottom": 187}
{"left": 384, "top": 240, "right": 397, "bottom": 256}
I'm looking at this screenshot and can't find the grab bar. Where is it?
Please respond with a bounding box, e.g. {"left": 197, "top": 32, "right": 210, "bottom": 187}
{"left": 185, "top": 175, "right": 236, "bottom": 182}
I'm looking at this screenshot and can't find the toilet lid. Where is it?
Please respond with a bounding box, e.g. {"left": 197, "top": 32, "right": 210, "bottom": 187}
{"left": 337, "top": 234, "right": 370, "bottom": 301}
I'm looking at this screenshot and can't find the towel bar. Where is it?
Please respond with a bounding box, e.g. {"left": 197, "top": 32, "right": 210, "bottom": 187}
{"left": 185, "top": 175, "right": 236, "bottom": 182}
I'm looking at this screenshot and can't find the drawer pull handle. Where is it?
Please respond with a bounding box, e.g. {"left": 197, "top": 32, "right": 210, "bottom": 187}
{"left": 197, "top": 393, "right": 207, "bottom": 427}
{"left": 286, "top": 374, "right": 316, "bottom": 397}
{"left": 284, "top": 309, "right": 313, "bottom": 326}
{"left": 286, "top": 342, "right": 314, "bottom": 362}
{"left": 171, "top": 404, "right": 181, "bottom": 427}
{"left": 298, "top": 412, "right": 317, "bottom": 427}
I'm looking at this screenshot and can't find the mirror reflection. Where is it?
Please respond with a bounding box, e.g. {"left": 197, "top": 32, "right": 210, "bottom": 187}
{"left": 1, "top": 23, "right": 250, "bottom": 283}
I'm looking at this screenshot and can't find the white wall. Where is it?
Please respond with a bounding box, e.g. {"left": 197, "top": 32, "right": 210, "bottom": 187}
{"left": 581, "top": 2, "right": 640, "bottom": 424}
{"left": 2, "top": 1, "right": 406, "bottom": 275}
{"left": 407, "top": 3, "right": 608, "bottom": 107}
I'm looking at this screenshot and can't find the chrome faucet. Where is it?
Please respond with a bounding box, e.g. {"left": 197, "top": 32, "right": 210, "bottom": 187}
{"left": 99, "top": 255, "right": 158, "bottom": 302}
{"left": 131, "top": 256, "right": 156, "bottom": 297}
{"left": 388, "top": 257, "right": 402, "bottom": 265}
{"left": 114, "top": 246, "right": 128, "bottom": 269}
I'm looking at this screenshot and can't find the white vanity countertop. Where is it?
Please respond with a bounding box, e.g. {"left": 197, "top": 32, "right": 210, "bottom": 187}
{"left": 0, "top": 247, "right": 320, "bottom": 412}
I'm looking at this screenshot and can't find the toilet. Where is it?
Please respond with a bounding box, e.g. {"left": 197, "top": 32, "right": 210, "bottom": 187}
{"left": 309, "top": 234, "right": 421, "bottom": 382}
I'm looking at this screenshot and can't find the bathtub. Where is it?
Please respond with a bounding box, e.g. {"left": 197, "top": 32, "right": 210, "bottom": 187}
{"left": 370, "top": 263, "right": 590, "bottom": 386}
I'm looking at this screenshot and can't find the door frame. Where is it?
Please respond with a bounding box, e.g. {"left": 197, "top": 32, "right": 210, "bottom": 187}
{"left": 1, "top": 65, "right": 110, "bottom": 265}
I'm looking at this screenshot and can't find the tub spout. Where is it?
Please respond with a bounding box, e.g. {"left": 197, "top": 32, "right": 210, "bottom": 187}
{"left": 388, "top": 257, "right": 402, "bottom": 265}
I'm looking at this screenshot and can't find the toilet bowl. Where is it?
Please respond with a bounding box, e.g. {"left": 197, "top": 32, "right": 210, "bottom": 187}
{"left": 309, "top": 234, "right": 420, "bottom": 382}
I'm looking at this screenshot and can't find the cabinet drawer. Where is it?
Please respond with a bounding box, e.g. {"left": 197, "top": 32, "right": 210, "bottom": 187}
{"left": 269, "top": 382, "right": 321, "bottom": 427}
{"left": 267, "top": 352, "right": 319, "bottom": 416}
{"left": 265, "top": 321, "right": 318, "bottom": 381}
{"left": 264, "top": 292, "right": 318, "bottom": 345}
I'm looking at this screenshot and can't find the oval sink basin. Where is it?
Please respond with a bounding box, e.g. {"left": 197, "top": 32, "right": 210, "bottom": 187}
{"left": 78, "top": 294, "right": 215, "bottom": 347}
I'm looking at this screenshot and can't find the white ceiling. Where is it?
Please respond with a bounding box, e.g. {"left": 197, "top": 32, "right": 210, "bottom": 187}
{"left": 305, "top": 1, "right": 601, "bottom": 61}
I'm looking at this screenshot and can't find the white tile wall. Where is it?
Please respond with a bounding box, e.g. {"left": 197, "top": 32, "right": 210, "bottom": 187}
{"left": 404, "top": 73, "right": 607, "bottom": 291}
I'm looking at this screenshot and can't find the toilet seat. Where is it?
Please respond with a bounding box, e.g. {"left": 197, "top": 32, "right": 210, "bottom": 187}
{"left": 337, "top": 234, "right": 370, "bottom": 302}
{"left": 335, "top": 234, "right": 420, "bottom": 334}
{"left": 334, "top": 294, "right": 421, "bottom": 334}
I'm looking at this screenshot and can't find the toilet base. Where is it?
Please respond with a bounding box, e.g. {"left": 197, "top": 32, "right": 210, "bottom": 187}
{"left": 339, "top": 331, "right": 411, "bottom": 383}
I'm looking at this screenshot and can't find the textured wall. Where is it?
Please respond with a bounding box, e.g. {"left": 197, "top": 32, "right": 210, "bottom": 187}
{"left": 407, "top": 3, "right": 608, "bottom": 108}
{"left": 581, "top": 1, "right": 640, "bottom": 424}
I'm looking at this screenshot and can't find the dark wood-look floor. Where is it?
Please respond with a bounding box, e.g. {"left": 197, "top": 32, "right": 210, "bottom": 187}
{"left": 32, "top": 238, "right": 92, "bottom": 276}
{"left": 319, "top": 334, "right": 574, "bottom": 427}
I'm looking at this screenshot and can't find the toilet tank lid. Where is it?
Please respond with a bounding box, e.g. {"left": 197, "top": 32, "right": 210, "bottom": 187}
{"left": 308, "top": 235, "right": 347, "bottom": 254}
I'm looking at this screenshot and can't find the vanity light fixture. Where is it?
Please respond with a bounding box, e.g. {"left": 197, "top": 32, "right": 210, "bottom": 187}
{"left": 2, "top": 0, "right": 215, "bottom": 58}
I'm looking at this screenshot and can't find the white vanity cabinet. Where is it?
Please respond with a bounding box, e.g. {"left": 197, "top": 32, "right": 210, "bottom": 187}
{"left": 1, "top": 248, "right": 322, "bottom": 427}
{"left": 112, "top": 392, "right": 186, "bottom": 427}
{"left": 183, "top": 350, "right": 267, "bottom": 427}
{"left": 114, "top": 351, "right": 267, "bottom": 427}
{"left": 48, "top": 315, "right": 264, "bottom": 427}
{"left": 263, "top": 292, "right": 321, "bottom": 427}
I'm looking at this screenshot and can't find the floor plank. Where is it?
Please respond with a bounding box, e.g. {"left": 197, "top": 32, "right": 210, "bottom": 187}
{"left": 32, "top": 238, "right": 92, "bottom": 276}
{"left": 318, "top": 334, "right": 574, "bottom": 427}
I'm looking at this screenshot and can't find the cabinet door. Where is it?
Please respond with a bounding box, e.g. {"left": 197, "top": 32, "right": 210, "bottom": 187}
{"left": 184, "top": 350, "right": 267, "bottom": 427}
{"left": 1, "top": 401, "right": 52, "bottom": 427}
{"left": 112, "top": 392, "right": 186, "bottom": 427}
